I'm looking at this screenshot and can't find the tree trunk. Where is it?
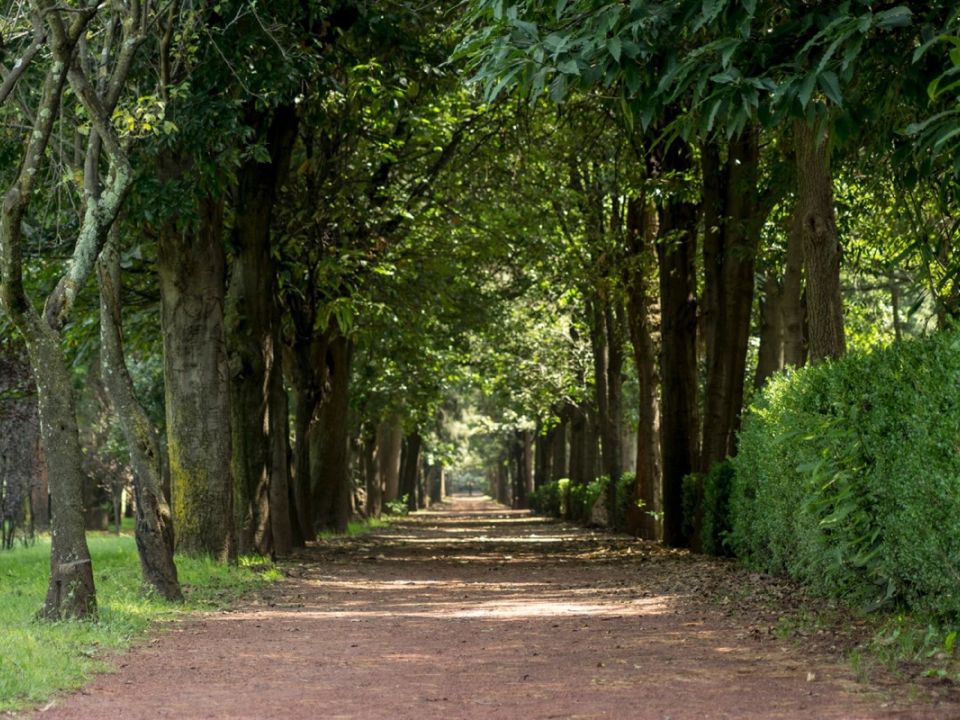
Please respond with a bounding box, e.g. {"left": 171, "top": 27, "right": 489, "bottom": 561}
{"left": 534, "top": 422, "right": 552, "bottom": 490}
{"left": 568, "top": 403, "right": 590, "bottom": 486}
{"left": 512, "top": 430, "right": 533, "bottom": 508}
{"left": 21, "top": 317, "right": 97, "bottom": 618}
{"left": 624, "top": 198, "right": 662, "bottom": 540}
{"left": 754, "top": 269, "right": 785, "bottom": 388}
{"left": 363, "top": 429, "right": 381, "bottom": 517}
{"left": 427, "top": 463, "right": 444, "bottom": 504}
{"left": 311, "top": 330, "right": 353, "bottom": 533}
{"left": 158, "top": 197, "right": 235, "bottom": 560}
{"left": 225, "top": 105, "right": 297, "bottom": 557}
{"left": 794, "top": 120, "right": 845, "bottom": 362}
{"left": 98, "top": 230, "right": 181, "bottom": 600}
{"left": 782, "top": 208, "right": 806, "bottom": 368}
{"left": 399, "top": 432, "right": 422, "bottom": 512}
{"left": 700, "top": 130, "right": 762, "bottom": 475}
{"left": 267, "top": 343, "right": 293, "bottom": 556}
{"left": 288, "top": 330, "right": 322, "bottom": 543}
{"left": 377, "top": 415, "right": 403, "bottom": 504}
{"left": 654, "top": 141, "right": 699, "bottom": 548}
{"left": 550, "top": 411, "right": 568, "bottom": 482}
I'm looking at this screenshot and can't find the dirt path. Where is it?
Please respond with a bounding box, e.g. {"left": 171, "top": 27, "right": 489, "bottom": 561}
{"left": 32, "top": 497, "right": 960, "bottom": 719}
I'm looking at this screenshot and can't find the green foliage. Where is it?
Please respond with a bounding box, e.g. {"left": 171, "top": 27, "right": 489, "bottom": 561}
{"left": 681, "top": 462, "right": 734, "bottom": 556}
{"left": 731, "top": 331, "right": 960, "bottom": 619}
{"left": 854, "top": 614, "right": 960, "bottom": 683}
{"left": 384, "top": 495, "right": 411, "bottom": 516}
{"left": 567, "top": 477, "right": 605, "bottom": 523}
{"left": 530, "top": 473, "right": 635, "bottom": 532}
{"left": 702, "top": 460, "right": 735, "bottom": 557}
{"left": 529, "top": 479, "right": 563, "bottom": 517}
{"left": 316, "top": 517, "right": 392, "bottom": 539}
{"left": 0, "top": 534, "right": 275, "bottom": 711}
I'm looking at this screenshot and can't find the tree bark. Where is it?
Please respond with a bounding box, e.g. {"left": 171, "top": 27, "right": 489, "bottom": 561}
{"left": 399, "top": 432, "right": 422, "bottom": 512}
{"left": 653, "top": 140, "right": 699, "bottom": 548}
{"left": 550, "top": 411, "right": 568, "bottom": 482}
{"left": 287, "top": 322, "right": 322, "bottom": 543}
{"left": 158, "top": 197, "right": 236, "bottom": 560}
{"left": 794, "top": 120, "right": 845, "bottom": 362}
{"left": 782, "top": 207, "right": 806, "bottom": 368}
{"left": 363, "top": 429, "right": 381, "bottom": 517}
{"left": 225, "top": 105, "right": 297, "bottom": 557}
{"left": 267, "top": 344, "right": 293, "bottom": 556}
{"left": 98, "top": 230, "right": 181, "bottom": 601}
{"left": 754, "top": 269, "right": 784, "bottom": 388}
{"left": 377, "top": 415, "right": 403, "bottom": 504}
{"left": 1, "top": 15, "right": 97, "bottom": 619}
{"left": 568, "top": 403, "right": 591, "bottom": 486}
{"left": 511, "top": 430, "right": 533, "bottom": 508}
{"left": 624, "top": 198, "right": 662, "bottom": 540}
{"left": 311, "top": 329, "right": 353, "bottom": 533}
{"left": 699, "top": 130, "right": 762, "bottom": 475}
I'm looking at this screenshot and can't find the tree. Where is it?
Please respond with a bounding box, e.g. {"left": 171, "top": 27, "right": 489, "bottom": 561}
{"left": 1, "top": 0, "right": 146, "bottom": 618}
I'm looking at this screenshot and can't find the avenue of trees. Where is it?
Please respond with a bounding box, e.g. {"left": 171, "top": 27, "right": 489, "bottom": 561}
{"left": 2, "top": 0, "right": 960, "bottom": 621}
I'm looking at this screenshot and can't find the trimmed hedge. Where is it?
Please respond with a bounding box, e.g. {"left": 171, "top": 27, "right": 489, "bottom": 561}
{"left": 731, "top": 331, "right": 960, "bottom": 619}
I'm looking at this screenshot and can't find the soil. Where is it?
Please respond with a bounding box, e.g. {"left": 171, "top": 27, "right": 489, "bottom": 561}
{"left": 28, "top": 496, "right": 960, "bottom": 719}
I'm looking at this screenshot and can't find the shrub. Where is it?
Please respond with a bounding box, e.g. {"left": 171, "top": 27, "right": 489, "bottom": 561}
{"left": 731, "top": 331, "right": 960, "bottom": 619}
{"left": 530, "top": 472, "right": 637, "bottom": 533}
{"left": 702, "top": 460, "right": 734, "bottom": 556}
{"left": 569, "top": 477, "right": 606, "bottom": 523}
{"left": 529, "top": 478, "right": 570, "bottom": 518}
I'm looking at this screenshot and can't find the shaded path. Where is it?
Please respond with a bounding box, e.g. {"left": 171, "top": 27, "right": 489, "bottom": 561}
{"left": 35, "top": 497, "right": 959, "bottom": 719}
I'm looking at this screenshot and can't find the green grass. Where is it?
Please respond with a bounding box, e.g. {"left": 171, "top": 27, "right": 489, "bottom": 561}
{"left": 316, "top": 516, "right": 393, "bottom": 540}
{"left": 0, "top": 533, "right": 278, "bottom": 712}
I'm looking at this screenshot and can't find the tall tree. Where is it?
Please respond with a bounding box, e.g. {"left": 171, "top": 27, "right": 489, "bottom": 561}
{"left": 1, "top": 0, "right": 145, "bottom": 617}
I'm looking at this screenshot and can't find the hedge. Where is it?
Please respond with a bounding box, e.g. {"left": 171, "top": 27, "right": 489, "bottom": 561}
{"left": 730, "top": 331, "right": 960, "bottom": 619}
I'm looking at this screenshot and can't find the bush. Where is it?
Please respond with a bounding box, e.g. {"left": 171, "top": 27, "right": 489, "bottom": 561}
{"left": 569, "top": 477, "right": 606, "bottom": 523}
{"left": 731, "top": 331, "right": 960, "bottom": 619}
{"left": 702, "top": 460, "right": 734, "bottom": 556}
{"left": 530, "top": 472, "right": 636, "bottom": 533}
{"left": 529, "top": 478, "right": 570, "bottom": 518}
{"left": 682, "top": 461, "right": 735, "bottom": 556}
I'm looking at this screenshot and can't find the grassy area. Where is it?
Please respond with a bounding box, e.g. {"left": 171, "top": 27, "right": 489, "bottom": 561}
{"left": 0, "top": 533, "right": 278, "bottom": 712}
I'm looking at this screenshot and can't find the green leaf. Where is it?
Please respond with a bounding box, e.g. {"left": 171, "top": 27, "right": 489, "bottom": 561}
{"left": 797, "top": 73, "right": 817, "bottom": 108}
{"left": 818, "top": 71, "right": 843, "bottom": 106}
{"left": 711, "top": 68, "right": 740, "bottom": 84}
{"left": 874, "top": 6, "right": 913, "bottom": 31}
{"left": 557, "top": 59, "right": 580, "bottom": 76}
{"left": 607, "top": 37, "right": 622, "bottom": 64}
